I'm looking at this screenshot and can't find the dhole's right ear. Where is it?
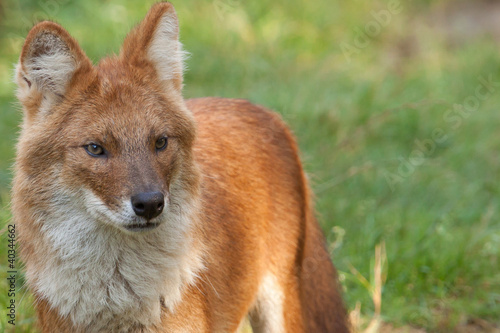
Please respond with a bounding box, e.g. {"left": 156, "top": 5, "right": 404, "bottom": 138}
{"left": 15, "top": 22, "right": 93, "bottom": 122}
{"left": 120, "top": 2, "right": 186, "bottom": 93}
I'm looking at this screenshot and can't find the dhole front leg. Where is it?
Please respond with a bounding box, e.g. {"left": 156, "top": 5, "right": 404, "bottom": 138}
{"left": 248, "top": 273, "right": 306, "bottom": 333}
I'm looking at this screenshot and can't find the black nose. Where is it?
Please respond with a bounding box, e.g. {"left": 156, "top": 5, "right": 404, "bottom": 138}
{"left": 131, "top": 192, "right": 164, "bottom": 220}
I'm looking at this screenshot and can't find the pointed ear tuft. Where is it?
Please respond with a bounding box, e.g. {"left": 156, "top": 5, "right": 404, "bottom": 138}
{"left": 16, "top": 21, "right": 92, "bottom": 120}
{"left": 121, "top": 2, "right": 187, "bottom": 92}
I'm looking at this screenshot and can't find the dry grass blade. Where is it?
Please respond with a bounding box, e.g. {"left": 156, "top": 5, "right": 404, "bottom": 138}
{"left": 349, "top": 241, "right": 387, "bottom": 333}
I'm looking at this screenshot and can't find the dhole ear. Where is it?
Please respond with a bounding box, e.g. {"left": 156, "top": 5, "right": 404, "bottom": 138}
{"left": 16, "top": 21, "right": 92, "bottom": 121}
{"left": 121, "top": 2, "right": 186, "bottom": 92}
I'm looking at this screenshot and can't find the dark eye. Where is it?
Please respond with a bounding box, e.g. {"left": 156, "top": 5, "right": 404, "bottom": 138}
{"left": 155, "top": 137, "right": 168, "bottom": 151}
{"left": 85, "top": 143, "right": 105, "bottom": 157}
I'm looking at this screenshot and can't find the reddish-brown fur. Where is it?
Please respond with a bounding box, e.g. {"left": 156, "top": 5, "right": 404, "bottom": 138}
{"left": 13, "top": 2, "right": 349, "bottom": 332}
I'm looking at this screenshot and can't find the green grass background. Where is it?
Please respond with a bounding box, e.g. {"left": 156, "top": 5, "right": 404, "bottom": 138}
{"left": 1, "top": 0, "right": 499, "bottom": 332}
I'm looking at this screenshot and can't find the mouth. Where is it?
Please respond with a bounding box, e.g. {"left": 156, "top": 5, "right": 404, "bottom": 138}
{"left": 124, "top": 221, "right": 161, "bottom": 232}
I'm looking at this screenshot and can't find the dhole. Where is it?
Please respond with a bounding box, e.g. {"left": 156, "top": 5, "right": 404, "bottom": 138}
{"left": 12, "top": 2, "right": 349, "bottom": 332}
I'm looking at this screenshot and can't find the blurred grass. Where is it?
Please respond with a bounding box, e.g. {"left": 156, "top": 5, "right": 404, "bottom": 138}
{"left": 1, "top": 0, "right": 499, "bottom": 332}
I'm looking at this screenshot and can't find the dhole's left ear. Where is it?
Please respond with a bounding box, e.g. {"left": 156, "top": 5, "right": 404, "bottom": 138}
{"left": 16, "top": 22, "right": 93, "bottom": 122}
{"left": 121, "top": 2, "right": 186, "bottom": 92}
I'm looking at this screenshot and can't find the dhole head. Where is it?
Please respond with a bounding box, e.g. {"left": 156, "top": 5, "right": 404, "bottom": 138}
{"left": 14, "top": 2, "right": 199, "bottom": 233}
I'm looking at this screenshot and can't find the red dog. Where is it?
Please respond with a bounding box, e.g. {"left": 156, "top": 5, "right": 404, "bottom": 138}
{"left": 13, "top": 2, "right": 349, "bottom": 332}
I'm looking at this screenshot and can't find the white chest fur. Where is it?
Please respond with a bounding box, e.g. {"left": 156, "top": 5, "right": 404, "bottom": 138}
{"left": 27, "top": 188, "right": 204, "bottom": 332}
